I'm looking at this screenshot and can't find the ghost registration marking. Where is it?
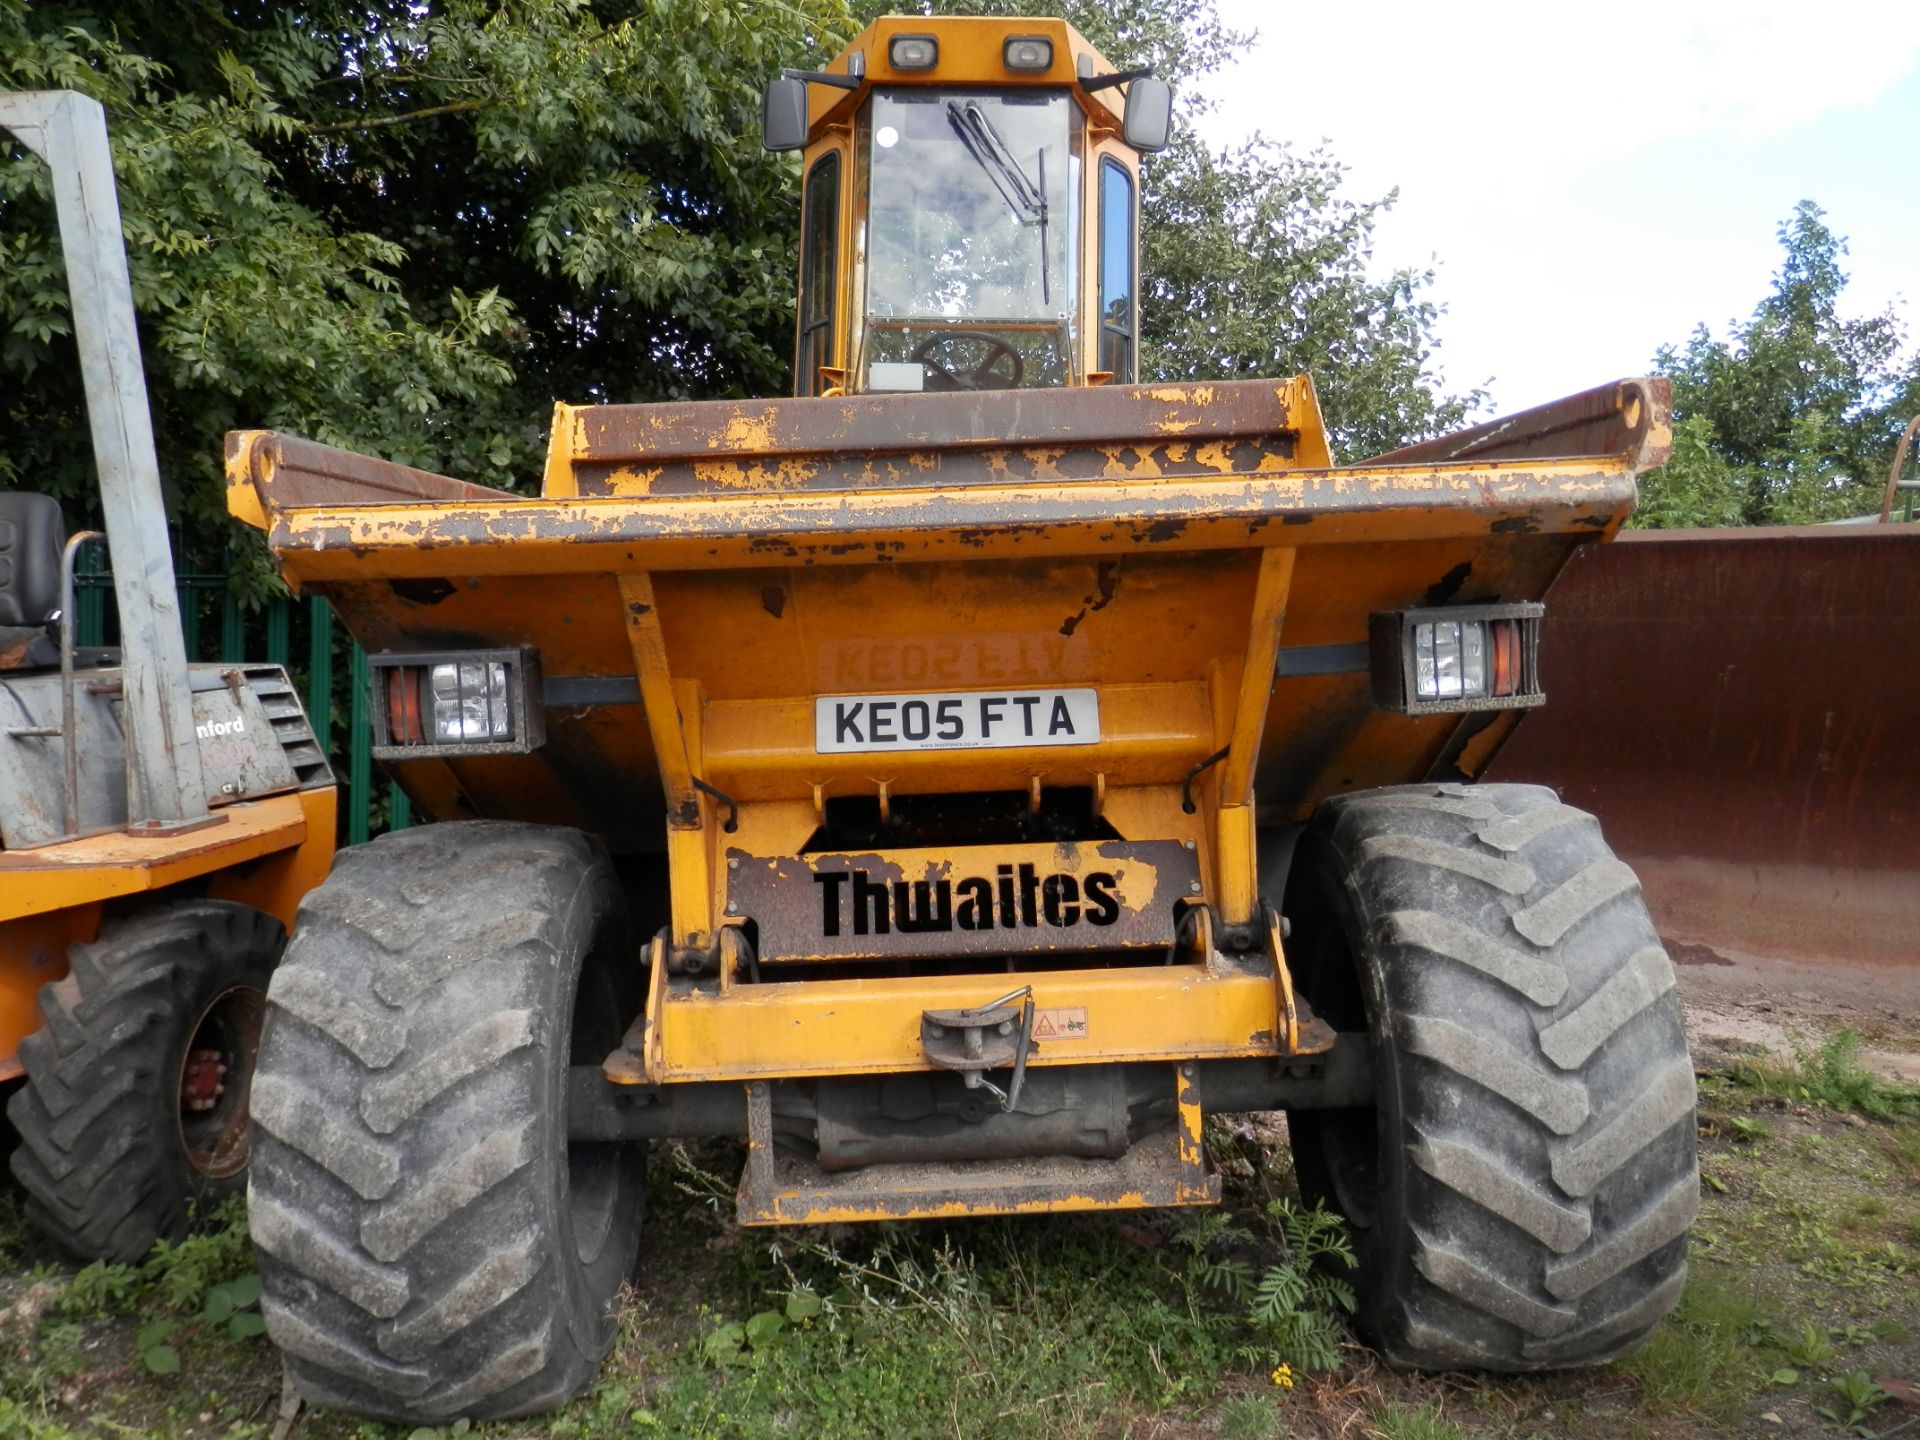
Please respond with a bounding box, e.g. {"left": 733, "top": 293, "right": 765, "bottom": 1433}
{"left": 816, "top": 688, "right": 1100, "bottom": 754}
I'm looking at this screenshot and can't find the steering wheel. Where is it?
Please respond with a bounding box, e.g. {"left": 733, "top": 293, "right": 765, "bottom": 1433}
{"left": 909, "top": 330, "right": 1025, "bottom": 392}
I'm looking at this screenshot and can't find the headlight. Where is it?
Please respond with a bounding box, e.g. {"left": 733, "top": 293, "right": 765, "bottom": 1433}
{"left": 370, "top": 647, "right": 545, "bottom": 758}
{"left": 1370, "top": 603, "right": 1544, "bottom": 715}
{"left": 1003, "top": 36, "right": 1053, "bottom": 72}
{"left": 888, "top": 35, "right": 937, "bottom": 71}
{"left": 430, "top": 660, "right": 511, "bottom": 740}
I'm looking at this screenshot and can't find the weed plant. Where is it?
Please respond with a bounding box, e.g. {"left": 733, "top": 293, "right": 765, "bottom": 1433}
{"left": 1727, "top": 1030, "right": 1919, "bottom": 1119}
{"left": 3, "top": 1198, "right": 267, "bottom": 1412}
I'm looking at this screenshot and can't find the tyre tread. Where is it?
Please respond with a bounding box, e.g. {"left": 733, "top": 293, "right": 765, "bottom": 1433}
{"left": 249, "top": 821, "right": 642, "bottom": 1424}
{"left": 5, "top": 901, "right": 283, "bottom": 1261}
{"left": 1292, "top": 784, "right": 1699, "bottom": 1372}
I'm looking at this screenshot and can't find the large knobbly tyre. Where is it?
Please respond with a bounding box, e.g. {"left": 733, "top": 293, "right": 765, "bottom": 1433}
{"left": 249, "top": 822, "right": 645, "bottom": 1424}
{"left": 7, "top": 900, "right": 284, "bottom": 1262}
{"left": 1286, "top": 783, "right": 1698, "bottom": 1370}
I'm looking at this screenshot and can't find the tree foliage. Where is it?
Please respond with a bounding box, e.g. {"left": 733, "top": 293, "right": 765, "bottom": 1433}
{"left": 875, "top": 0, "right": 1477, "bottom": 460}
{"left": 1641, "top": 202, "right": 1920, "bottom": 527}
{"left": 1, "top": 0, "right": 850, "bottom": 592}
{"left": 1141, "top": 138, "right": 1474, "bottom": 460}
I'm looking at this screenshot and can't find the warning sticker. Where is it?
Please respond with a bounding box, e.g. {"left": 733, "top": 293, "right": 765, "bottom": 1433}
{"left": 1031, "top": 1007, "right": 1089, "bottom": 1041}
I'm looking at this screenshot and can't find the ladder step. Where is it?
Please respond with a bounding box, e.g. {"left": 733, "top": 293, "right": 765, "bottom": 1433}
{"left": 735, "top": 1065, "right": 1218, "bottom": 1224}
{"left": 736, "top": 1125, "right": 1219, "bottom": 1224}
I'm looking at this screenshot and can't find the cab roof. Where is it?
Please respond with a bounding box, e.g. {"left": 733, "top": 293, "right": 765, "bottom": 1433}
{"left": 801, "top": 15, "right": 1129, "bottom": 136}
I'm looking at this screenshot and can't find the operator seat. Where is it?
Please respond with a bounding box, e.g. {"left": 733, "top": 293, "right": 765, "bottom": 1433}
{"left": 0, "top": 493, "right": 68, "bottom": 671}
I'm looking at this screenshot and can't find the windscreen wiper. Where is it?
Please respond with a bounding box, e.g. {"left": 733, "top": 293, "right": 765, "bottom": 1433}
{"left": 944, "top": 101, "right": 1050, "bottom": 306}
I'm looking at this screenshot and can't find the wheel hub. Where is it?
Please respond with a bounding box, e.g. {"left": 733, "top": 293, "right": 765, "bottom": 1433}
{"left": 181, "top": 1048, "right": 228, "bottom": 1112}
{"left": 174, "top": 985, "right": 265, "bottom": 1180}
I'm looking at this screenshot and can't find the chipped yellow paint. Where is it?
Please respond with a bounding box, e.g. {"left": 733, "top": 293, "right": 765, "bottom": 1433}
{"left": 714, "top": 411, "right": 780, "bottom": 454}
{"left": 0, "top": 791, "right": 324, "bottom": 924}
{"left": 603, "top": 464, "right": 666, "bottom": 494}
{"left": 753, "top": 1190, "right": 1177, "bottom": 1224}
{"left": 738, "top": 1060, "right": 1221, "bottom": 1222}
{"left": 645, "top": 963, "right": 1310, "bottom": 1082}
{"left": 245, "top": 459, "right": 1635, "bottom": 584}
{"left": 541, "top": 402, "right": 584, "bottom": 497}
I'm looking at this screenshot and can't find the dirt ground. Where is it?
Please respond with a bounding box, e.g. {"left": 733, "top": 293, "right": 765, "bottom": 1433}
{"left": 1676, "top": 946, "right": 1920, "bottom": 1085}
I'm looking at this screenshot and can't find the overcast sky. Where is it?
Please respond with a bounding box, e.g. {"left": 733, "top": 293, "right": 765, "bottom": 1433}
{"left": 1198, "top": 0, "right": 1920, "bottom": 417}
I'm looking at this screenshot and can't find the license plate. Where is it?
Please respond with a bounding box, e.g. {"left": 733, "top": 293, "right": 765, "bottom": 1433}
{"left": 815, "top": 687, "right": 1100, "bottom": 754}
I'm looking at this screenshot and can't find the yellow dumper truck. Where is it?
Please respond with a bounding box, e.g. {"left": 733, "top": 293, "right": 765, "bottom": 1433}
{"left": 1, "top": 91, "right": 335, "bottom": 1263}
{"left": 227, "top": 16, "right": 1697, "bottom": 1422}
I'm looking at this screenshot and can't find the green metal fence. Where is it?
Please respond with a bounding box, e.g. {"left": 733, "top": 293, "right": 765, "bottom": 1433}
{"left": 75, "top": 545, "right": 406, "bottom": 843}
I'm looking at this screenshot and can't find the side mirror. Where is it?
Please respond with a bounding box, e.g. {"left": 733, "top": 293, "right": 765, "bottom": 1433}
{"left": 1122, "top": 75, "right": 1173, "bottom": 153}
{"left": 762, "top": 78, "right": 810, "bottom": 153}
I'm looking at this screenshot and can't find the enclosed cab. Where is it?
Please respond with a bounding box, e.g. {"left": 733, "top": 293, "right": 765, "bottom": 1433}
{"left": 762, "top": 17, "right": 1170, "bottom": 399}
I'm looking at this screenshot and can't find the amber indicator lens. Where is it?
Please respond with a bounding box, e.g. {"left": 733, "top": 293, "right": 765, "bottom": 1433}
{"left": 1490, "top": 619, "right": 1521, "bottom": 697}
{"left": 385, "top": 666, "right": 426, "bottom": 745}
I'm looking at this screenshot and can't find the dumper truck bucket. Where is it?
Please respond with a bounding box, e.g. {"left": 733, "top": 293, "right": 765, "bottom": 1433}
{"left": 229, "top": 376, "right": 1666, "bottom": 860}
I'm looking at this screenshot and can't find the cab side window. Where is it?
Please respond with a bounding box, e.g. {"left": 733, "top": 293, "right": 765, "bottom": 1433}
{"left": 797, "top": 153, "right": 841, "bottom": 396}
{"left": 1097, "top": 159, "right": 1135, "bottom": 383}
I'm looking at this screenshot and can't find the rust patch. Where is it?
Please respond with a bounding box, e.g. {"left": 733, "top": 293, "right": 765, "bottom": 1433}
{"left": 388, "top": 577, "right": 456, "bottom": 605}
{"left": 1425, "top": 561, "right": 1473, "bottom": 606}
{"left": 1137, "top": 517, "right": 1187, "bottom": 545}
{"left": 1487, "top": 524, "right": 1920, "bottom": 967}
{"left": 1057, "top": 560, "right": 1122, "bottom": 637}
{"left": 1091, "top": 560, "right": 1119, "bottom": 611}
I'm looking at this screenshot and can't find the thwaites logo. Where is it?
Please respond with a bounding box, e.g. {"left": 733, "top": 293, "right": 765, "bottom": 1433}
{"left": 195, "top": 715, "right": 245, "bottom": 740}
{"left": 816, "top": 863, "right": 1121, "bottom": 937}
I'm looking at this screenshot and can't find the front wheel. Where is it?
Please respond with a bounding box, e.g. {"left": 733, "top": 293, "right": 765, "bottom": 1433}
{"left": 8, "top": 900, "right": 283, "bottom": 1262}
{"left": 249, "top": 822, "right": 645, "bottom": 1423}
{"left": 1286, "top": 783, "right": 1698, "bottom": 1369}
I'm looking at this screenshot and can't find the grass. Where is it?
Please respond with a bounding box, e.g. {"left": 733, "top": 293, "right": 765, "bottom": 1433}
{"left": 360, "top": 1140, "right": 1345, "bottom": 1440}
{"left": 1620, "top": 1271, "right": 1775, "bottom": 1418}
{"left": 1884, "top": 1123, "right": 1920, "bottom": 1180}
{"left": 3, "top": 1056, "right": 1920, "bottom": 1439}
{"left": 1368, "top": 1399, "right": 1472, "bottom": 1440}
{"left": 0, "top": 1196, "right": 272, "bottom": 1435}
{"left": 1726, "top": 1028, "right": 1920, "bottom": 1119}
{"left": 1216, "top": 1392, "right": 1286, "bottom": 1439}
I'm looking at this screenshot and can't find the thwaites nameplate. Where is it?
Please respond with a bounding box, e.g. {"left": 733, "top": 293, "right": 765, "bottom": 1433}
{"left": 815, "top": 687, "right": 1100, "bottom": 754}
{"left": 728, "top": 840, "right": 1197, "bottom": 962}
